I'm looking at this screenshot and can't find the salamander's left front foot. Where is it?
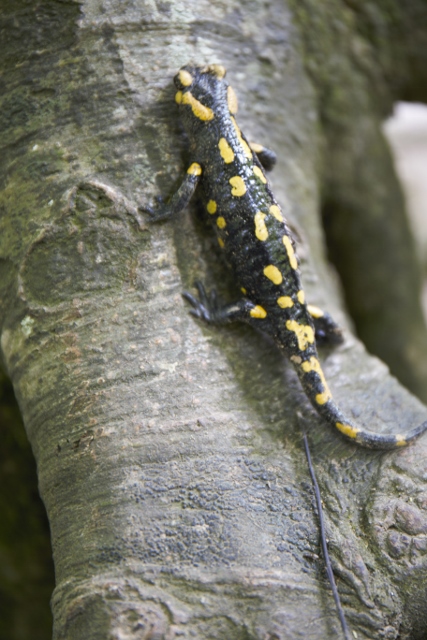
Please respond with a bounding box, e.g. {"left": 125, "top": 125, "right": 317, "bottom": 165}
{"left": 141, "top": 162, "right": 203, "bottom": 222}
{"left": 140, "top": 196, "right": 170, "bottom": 222}
{"left": 182, "top": 282, "right": 222, "bottom": 323}
{"left": 183, "top": 282, "right": 271, "bottom": 327}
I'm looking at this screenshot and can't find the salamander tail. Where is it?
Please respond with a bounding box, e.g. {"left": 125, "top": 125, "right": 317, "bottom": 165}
{"left": 294, "top": 356, "right": 427, "bottom": 449}
{"left": 330, "top": 405, "right": 427, "bottom": 449}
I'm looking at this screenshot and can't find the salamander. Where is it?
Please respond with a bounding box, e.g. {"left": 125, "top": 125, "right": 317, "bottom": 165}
{"left": 147, "top": 63, "right": 427, "bottom": 449}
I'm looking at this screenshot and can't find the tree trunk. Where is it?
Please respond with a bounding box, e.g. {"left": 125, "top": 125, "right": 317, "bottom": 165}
{"left": 1, "top": 1, "right": 427, "bottom": 639}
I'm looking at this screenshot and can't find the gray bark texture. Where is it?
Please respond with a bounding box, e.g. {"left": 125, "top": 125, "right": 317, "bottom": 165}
{"left": 1, "top": 1, "right": 427, "bottom": 639}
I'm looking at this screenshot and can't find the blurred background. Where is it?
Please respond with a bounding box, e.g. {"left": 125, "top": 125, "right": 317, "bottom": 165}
{"left": 384, "top": 102, "right": 427, "bottom": 322}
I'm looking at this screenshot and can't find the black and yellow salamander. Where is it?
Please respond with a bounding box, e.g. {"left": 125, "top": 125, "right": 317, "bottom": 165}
{"left": 147, "top": 63, "right": 427, "bottom": 450}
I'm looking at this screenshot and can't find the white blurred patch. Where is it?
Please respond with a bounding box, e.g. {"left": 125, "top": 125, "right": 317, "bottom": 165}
{"left": 383, "top": 102, "right": 427, "bottom": 320}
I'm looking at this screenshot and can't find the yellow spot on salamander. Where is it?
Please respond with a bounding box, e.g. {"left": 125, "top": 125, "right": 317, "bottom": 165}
{"left": 207, "top": 200, "right": 217, "bottom": 214}
{"left": 176, "top": 91, "right": 214, "bottom": 121}
{"left": 230, "top": 116, "right": 252, "bottom": 159}
{"left": 216, "top": 216, "right": 226, "bottom": 229}
{"left": 282, "top": 235, "right": 298, "bottom": 269}
{"left": 229, "top": 176, "right": 246, "bottom": 197}
{"left": 207, "top": 64, "right": 226, "bottom": 79}
{"left": 227, "top": 86, "right": 238, "bottom": 114}
{"left": 177, "top": 69, "right": 193, "bottom": 87}
{"left": 286, "top": 320, "right": 315, "bottom": 351}
{"left": 316, "top": 392, "right": 331, "bottom": 405}
{"left": 307, "top": 305, "right": 324, "bottom": 319}
{"left": 300, "top": 356, "right": 332, "bottom": 404}
{"left": 263, "top": 264, "right": 283, "bottom": 285}
{"left": 297, "top": 290, "right": 305, "bottom": 304}
{"left": 253, "top": 165, "right": 267, "bottom": 184}
{"left": 395, "top": 434, "right": 407, "bottom": 446}
{"left": 269, "top": 204, "right": 283, "bottom": 222}
{"left": 254, "top": 211, "right": 268, "bottom": 241}
{"left": 187, "top": 163, "right": 202, "bottom": 176}
{"left": 277, "top": 296, "right": 294, "bottom": 308}
{"left": 241, "top": 287, "right": 247, "bottom": 294}
{"left": 250, "top": 142, "right": 264, "bottom": 154}
{"left": 218, "top": 237, "right": 225, "bottom": 248}
{"left": 336, "top": 422, "right": 360, "bottom": 439}
{"left": 250, "top": 305, "right": 267, "bottom": 319}
{"left": 218, "top": 137, "right": 234, "bottom": 164}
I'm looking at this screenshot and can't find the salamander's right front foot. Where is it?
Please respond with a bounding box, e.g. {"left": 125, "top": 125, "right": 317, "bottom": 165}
{"left": 142, "top": 162, "right": 203, "bottom": 223}
{"left": 140, "top": 196, "right": 174, "bottom": 222}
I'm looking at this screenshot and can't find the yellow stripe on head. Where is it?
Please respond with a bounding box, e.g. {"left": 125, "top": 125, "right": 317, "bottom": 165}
{"left": 177, "top": 91, "right": 214, "bottom": 121}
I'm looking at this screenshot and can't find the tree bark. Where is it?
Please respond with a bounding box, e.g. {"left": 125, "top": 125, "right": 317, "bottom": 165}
{"left": 1, "top": 1, "right": 427, "bottom": 639}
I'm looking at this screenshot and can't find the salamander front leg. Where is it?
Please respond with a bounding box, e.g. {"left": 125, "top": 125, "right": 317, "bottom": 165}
{"left": 250, "top": 143, "right": 277, "bottom": 171}
{"left": 143, "top": 162, "right": 202, "bottom": 221}
{"left": 183, "top": 282, "right": 271, "bottom": 328}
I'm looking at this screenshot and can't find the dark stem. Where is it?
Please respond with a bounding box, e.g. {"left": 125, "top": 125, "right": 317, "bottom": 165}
{"left": 302, "top": 432, "right": 351, "bottom": 640}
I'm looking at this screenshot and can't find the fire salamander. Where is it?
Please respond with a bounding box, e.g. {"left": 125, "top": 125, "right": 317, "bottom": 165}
{"left": 147, "top": 63, "right": 427, "bottom": 450}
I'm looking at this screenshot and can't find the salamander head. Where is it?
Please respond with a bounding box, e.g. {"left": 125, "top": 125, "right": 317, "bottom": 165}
{"left": 173, "top": 64, "right": 237, "bottom": 132}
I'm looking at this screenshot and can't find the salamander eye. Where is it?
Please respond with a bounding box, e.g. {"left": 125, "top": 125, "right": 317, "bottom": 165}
{"left": 174, "top": 69, "right": 194, "bottom": 89}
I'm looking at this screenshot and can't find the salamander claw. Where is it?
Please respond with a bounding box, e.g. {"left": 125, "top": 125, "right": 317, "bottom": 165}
{"left": 182, "top": 282, "right": 221, "bottom": 323}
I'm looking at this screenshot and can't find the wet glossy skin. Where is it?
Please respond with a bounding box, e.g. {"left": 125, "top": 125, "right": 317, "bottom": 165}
{"left": 149, "top": 64, "right": 427, "bottom": 449}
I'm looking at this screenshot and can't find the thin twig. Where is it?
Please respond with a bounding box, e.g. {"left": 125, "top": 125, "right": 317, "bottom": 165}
{"left": 303, "top": 432, "right": 352, "bottom": 640}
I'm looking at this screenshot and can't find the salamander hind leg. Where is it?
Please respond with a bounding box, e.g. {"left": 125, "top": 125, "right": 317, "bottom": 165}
{"left": 307, "top": 305, "right": 343, "bottom": 345}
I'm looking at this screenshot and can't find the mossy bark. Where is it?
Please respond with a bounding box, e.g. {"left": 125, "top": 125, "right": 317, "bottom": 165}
{"left": 0, "top": 1, "right": 427, "bottom": 639}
